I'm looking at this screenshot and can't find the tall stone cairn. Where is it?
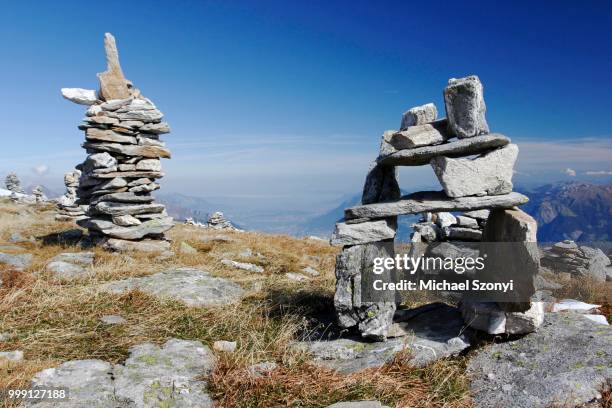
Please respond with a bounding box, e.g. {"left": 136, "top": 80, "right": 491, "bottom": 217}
{"left": 61, "top": 33, "right": 173, "bottom": 252}
{"left": 331, "top": 75, "right": 541, "bottom": 340}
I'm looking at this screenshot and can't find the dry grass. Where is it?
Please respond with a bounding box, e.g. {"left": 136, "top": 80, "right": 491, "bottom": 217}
{"left": 0, "top": 199, "right": 472, "bottom": 407}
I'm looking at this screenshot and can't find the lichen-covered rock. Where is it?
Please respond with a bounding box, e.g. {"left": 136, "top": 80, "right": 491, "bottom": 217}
{"left": 100, "top": 267, "right": 244, "bottom": 306}
{"left": 113, "top": 339, "right": 215, "bottom": 407}
{"left": 26, "top": 339, "right": 216, "bottom": 408}
{"left": 467, "top": 312, "right": 612, "bottom": 408}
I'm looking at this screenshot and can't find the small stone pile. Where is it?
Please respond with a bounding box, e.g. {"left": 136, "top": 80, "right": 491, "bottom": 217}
{"left": 207, "top": 211, "right": 238, "bottom": 230}
{"left": 32, "top": 186, "right": 46, "bottom": 203}
{"left": 56, "top": 169, "right": 88, "bottom": 221}
{"left": 331, "top": 75, "right": 541, "bottom": 340}
{"left": 541, "top": 240, "right": 611, "bottom": 282}
{"left": 411, "top": 209, "right": 488, "bottom": 243}
{"left": 185, "top": 212, "right": 239, "bottom": 231}
{"left": 4, "top": 172, "right": 24, "bottom": 194}
{"left": 62, "top": 33, "right": 173, "bottom": 252}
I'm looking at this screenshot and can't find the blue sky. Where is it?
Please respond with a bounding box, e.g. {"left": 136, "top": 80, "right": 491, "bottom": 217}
{"left": 1, "top": 1, "right": 611, "bottom": 211}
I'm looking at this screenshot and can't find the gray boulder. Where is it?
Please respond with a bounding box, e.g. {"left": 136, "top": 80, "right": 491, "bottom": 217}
{"left": 444, "top": 75, "right": 489, "bottom": 138}
{"left": 0, "top": 252, "right": 33, "bottom": 270}
{"left": 100, "top": 267, "right": 244, "bottom": 306}
{"left": 467, "top": 312, "right": 612, "bottom": 408}
{"left": 26, "top": 339, "right": 215, "bottom": 408}
{"left": 104, "top": 238, "right": 171, "bottom": 252}
{"left": 299, "top": 303, "right": 472, "bottom": 373}
{"left": 431, "top": 144, "right": 518, "bottom": 197}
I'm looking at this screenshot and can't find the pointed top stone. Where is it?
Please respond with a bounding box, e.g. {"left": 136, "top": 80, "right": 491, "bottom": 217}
{"left": 97, "top": 33, "right": 130, "bottom": 101}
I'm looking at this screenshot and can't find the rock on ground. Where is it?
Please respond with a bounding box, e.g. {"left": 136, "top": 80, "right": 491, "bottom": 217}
{"left": 104, "top": 238, "right": 171, "bottom": 252}
{"left": 0, "top": 252, "right": 33, "bottom": 270}
{"left": 0, "top": 350, "right": 24, "bottom": 362}
{"left": 100, "top": 267, "right": 244, "bottom": 306}
{"left": 100, "top": 315, "right": 126, "bottom": 325}
{"left": 45, "top": 252, "right": 96, "bottom": 281}
{"left": 467, "top": 312, "right": 612, "bottom": 408}
{"left": 220, "top": 259, "right": 264, "bottom": 273}
{"left": 297, "top": 303, "right": 472, "bottom": 374}
{"left": 26, "top": 339, "right": 215, "bottom": 408}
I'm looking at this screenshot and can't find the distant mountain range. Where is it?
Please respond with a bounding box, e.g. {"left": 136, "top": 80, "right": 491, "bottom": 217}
{"left": 155, "top": 181, "right": 611, "bottom": 243}
{"left": 520, "top": 182, "right": 612, "bottom": 243}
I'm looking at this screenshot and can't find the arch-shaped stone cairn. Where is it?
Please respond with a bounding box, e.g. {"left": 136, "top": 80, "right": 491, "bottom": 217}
{"left": 61, "top": 33, "right": 173, "bottom": 251}
{"left": 331, "top": 75, "right": 542, "bottom": 340}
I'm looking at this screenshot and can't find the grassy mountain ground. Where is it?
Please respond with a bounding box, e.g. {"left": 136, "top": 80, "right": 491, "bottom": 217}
{"left": 0, "top": 199, "right": 472, "bottom": 408}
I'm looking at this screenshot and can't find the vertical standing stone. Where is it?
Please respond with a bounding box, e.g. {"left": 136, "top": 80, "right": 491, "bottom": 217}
{"left": 334, "top": 241, "right": 396, "bottom": 340}
{"left": 97, "top": 33, "right": 131, "bottom": 101}
{"left": 444, "top": 75, "right": 489, "bottom": 138}
{"left": 361, "top": 163, "right": 400, "bottom": 205}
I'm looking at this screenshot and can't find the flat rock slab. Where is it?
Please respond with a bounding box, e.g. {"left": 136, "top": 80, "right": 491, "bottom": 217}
{"left": 0, "top": 252, "right": 33, "bottom": 270}
{"left": 26, "top": 339, "right": 215, "bottom": 408}
{"left": 100, "top": 267, "right": 244, "bottom": 306}
{"left": 377, "top": 134, "right": 509, "bottom": 166}
{"left": 46, "top": 252, "right": 95, "bottom": 281}
{"left": 468, "top": 312, "right": 612, "bottom": 408}
{"left": 345, "top": 191, "right": 528, "bottom": 220}
{"left": 295, "top": 303, "right": 472, "bottom": 374}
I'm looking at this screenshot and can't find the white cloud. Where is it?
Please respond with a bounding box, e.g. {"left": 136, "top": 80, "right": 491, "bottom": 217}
{"left": 564, "top": 168, "right": 576, "bottom": 177}
{"left": 32, "top": 164, "right": 50, "bottom": 176}
{"left": 585, "top": 170, "right": 612, "bottom": 176}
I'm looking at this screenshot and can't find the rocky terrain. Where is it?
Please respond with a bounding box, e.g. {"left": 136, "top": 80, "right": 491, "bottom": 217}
{"left": 0, "top": 192, "right": 611, "bottom": 407}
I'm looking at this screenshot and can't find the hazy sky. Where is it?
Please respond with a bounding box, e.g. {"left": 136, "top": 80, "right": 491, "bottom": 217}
{"left": 1, "top": 1, "right": 611, "bottom": 211}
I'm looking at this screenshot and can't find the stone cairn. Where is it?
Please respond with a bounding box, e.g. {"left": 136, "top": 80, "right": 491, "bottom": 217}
{"left": 5, "top": 172, "right": 24, "bottom": 195}
{"left": 61, "top": 33, "right": 173, "bottom": 252}
{"left": 55, "top": 169, "right": 88, "bottom": 221}
{"left": 32, "top": 186, "right": 46, "bottom": 203}
{"left": 331, "top": 75, "right": 542, "bottom": 340}
{"left": 185, "top": 211, "right": 239, "bottom": 231}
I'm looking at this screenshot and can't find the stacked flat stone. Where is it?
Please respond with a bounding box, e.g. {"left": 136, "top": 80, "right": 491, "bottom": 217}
{"left": 331, "top": 75, "right": 541, "bottom": 340}
{"left": 61, "top": 33, "right": 173, "bottom": 252}
{"left": 206, "top": 211, "right": 239, "bottom": 230}
{"left": 32, "top": 186, "right": 46, "bottom": 203}
{"left": 56, "top": 169, "right": 88, "bottom": 221}
{"left": 4, "top": 172, "right": 24, "bottom": 194}
{"left": 411, "top": 210, "right": 488, "bottom": 243}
